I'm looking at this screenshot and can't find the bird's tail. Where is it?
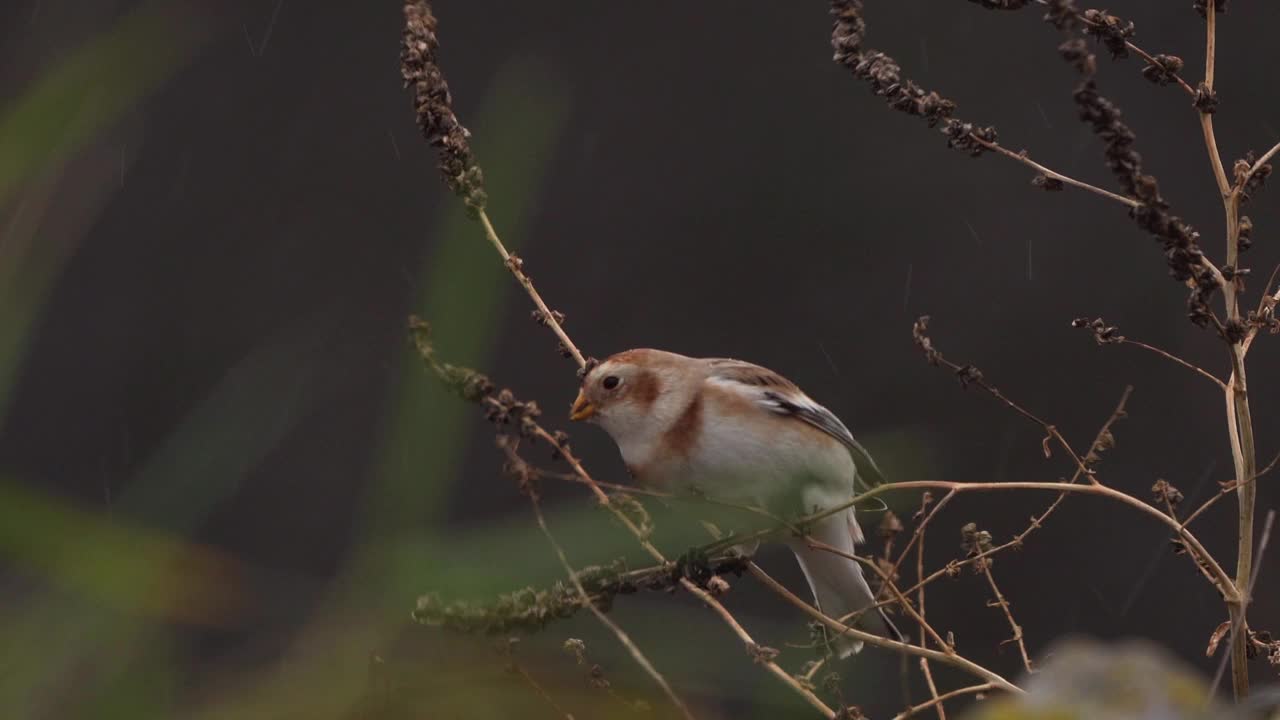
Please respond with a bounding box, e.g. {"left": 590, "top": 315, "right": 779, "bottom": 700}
{"left": 786, "top": 509, "right": 902, "bottom": 658}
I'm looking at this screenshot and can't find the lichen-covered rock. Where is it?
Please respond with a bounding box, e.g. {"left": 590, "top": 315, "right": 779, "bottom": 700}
{"left": 965, "top": 638, "right": 1279, "bottom": 720}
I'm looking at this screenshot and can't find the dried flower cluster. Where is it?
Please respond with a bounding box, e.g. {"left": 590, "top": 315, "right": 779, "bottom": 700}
{"left": 1050, "top": 14, "right": 1218, "bottom": 329}
{"left": 1080, "top": 9, "right": 1134, "bottom": 59}
{"left": 1072, "top": 317, "right": 1124, "bottom": 345}
{"left": 830, "top": 1, "right": 996, "bottom": 157}
{"left": 400, "top": 1, "right": 486, "bottom": 213}
{"left": 413, "top": 554, "right": 745, "bottom": 636}
{"left": 1234, "top": 151, "right": 1273, "bottom": 207}
{"left": 1141, "top": 54, "right": 1186, "bottom": 86}
{"left": 1151, "top": 479, "right": 1185, "bottom": 509}
{"left": 401, "top": 0, "right": 1280, "bottom": 714}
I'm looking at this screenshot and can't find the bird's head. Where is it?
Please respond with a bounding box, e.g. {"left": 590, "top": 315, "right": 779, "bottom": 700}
{"left": 570, "top": 349, "right": 687, "bottom": 440}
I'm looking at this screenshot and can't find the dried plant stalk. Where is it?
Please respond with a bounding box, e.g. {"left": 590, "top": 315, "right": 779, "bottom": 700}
{"left": 399, "top": 0, "right": 1280, "bottom": 714}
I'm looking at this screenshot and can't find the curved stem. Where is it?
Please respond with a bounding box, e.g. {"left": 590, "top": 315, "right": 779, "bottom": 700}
{"left": 1225, "top": 354, "right": 1257, "bottom": 700}
{"left": 748, "top": 562, "right": 1024, "bottom": 695}
{"left": 893, "top": 683, "right": 996, "bottom": 720}
{"left": 476, "top": 209, "right": 587, "bottom": 368}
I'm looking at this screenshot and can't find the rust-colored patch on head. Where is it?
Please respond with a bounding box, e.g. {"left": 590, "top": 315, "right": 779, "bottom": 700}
{"left": 662, "top": 393, "right": 704, "bottom": 457}
{"left": 630, "top": 369, "right": 661, "bottom": 409}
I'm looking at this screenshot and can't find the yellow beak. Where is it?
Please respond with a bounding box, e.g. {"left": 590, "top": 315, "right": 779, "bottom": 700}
{"left": 569, "top": 390, "right": 596, "bottom": 421}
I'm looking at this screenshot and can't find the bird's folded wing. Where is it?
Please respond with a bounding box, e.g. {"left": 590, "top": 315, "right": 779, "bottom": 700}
{"left": 704, "top": 359, "right": 886, "bottom": 489}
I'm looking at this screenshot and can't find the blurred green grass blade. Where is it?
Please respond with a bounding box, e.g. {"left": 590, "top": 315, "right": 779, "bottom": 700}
{"left": 0, "top": 0, "right": 211, "bottom": 416}
{"left": 76, "top": 637, "right": 179, "bottom": 720}
{"left": 0, "top": 1, "right": 208, "bottom": 206}
{"left": 1, "top": 319, "right": 329, "bottom": 713}
{"left": 230, "top": 60, "right": 572, "bottom": 717}
{"left": 0, "top": 478, "right": 245, "bottom": 625}
{"left": 361, "top": 59, "right": 569, "bottom": 560}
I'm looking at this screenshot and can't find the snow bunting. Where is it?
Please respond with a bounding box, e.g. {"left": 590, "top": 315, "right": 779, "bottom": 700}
{"left": 570, "top": 348, "right": 901, "bottom": 657}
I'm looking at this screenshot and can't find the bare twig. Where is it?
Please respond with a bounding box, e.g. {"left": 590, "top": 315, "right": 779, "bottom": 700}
{"left": 501, "top": 642, "right": 577, "bottom": 720}
{"left": 807, "top": 538, "right": 950, "bottom": 652}
{"left": 893, "top": 683, "right": 995, "bottom": 720}
{"left": 531, "top": 425, "right": 837, "bottom": 717}
{"left": 1235, "top": 140, "right": 1280, "bottom": 194}
{"left": 885, "top": 490, "right": 958, "bottom": 593}
{"left": 980, "top": 566, "right": 1033, "bottom": 673}
{"left": 915, "top": 500, "right": 946, "bottom": 720}
{"left": 1200, "top": 5, "right": 1232, "bottom": 201}
{"left": 1180, "top": 450, "right": 1280, "bottom": 530}
{"left": 476, "top": 210, "right": 587, "bottom": 368}
{"left": 1022, "top": 1, "right": 1196, "bottom": 97}
{"left": 747, "top": 562, "right": 1024, "bottom": 694}
{"left": 502, "top": 440, "right": 698, "bottom": 720}
{"left": 1225, "top": 357, "right": 1257, "bottom": 700}
{"left": 1122, "top": 339, "right": 1226, "bottom": 389}
{"left": 968, "top": 135, "right": 1139, "bottom": 208}
{"left": 913, "top": 317, "right": 1094, "bottom": 481}
{"left": 917, "top": 657, "right": 946, "bottom": 720}
{"left": 728, "top": 478, "right": 1236, "bottom": 603}
{"left": 1210, "top": 509, "right": 1277, "bottom": 701}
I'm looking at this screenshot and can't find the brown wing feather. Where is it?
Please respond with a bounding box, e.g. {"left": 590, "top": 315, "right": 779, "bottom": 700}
{"left": 705, "top": 358, "right": 887, "bottom": 489}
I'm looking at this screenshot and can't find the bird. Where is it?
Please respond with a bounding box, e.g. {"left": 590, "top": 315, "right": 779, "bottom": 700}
{"left": 569, "top": 348, "right": 902, "bottom": 657}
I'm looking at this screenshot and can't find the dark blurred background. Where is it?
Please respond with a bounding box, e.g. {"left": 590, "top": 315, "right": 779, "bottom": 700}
{"left": 1, "top": 1, "right": 1278, "bottom": 718}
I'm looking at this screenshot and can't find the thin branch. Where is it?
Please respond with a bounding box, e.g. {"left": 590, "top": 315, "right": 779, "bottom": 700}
{"left": 914, "top": 317, "right": 1096, "bottom": 483}
{"left": 747, "top": 562, "right": 1024, "bottom": 694}
{"left": 969, "top": 135, "right": 1140, "bottom": 208}
{"left": 885, "top": 490, "right": 958, "bottom": 593}
{"left": 502, "top": 645, "right": 577, "bottom": 720}
{"left": 1235, "top": 140, "right": 1280, "bottom": 195}
{"left": 916, "top": 507, "right": 946, "bottom": 720}
{"left": 1211, "top": 509, "right": 1277, "bottom": 700}
{"left": 530, "top": 426, "right": 837, "bottom": 718}
{"left": 725, "top": 479, "right": 1236, "bottom": 602}
{"left": 1224, "top": 354, "right": 1257, "bottom": 700}
{"left": 1024, "top": 1, "right": 1196, "bottom": 97}
{"left": 506, "top": 440, "right": 697, "bottom": 720}
{"left": 1179, "top": 449, "right": 1279, "bottom": 530}
{"left": 476, "top": 210, "right": 587, "bottom": 368}
{"left": 807, "top": 538, "right": 950, "bottom": 652}
{"left": 918, "top": 656, "right": 946, "bottom": 720}
{"left": 894, "top": 481, "right": 1235, "bottom": 598}
{"left": 980, "top": 565, "right": 1033, "bottom": 673}
{"left": 1200, "top": 7, "right": 1232, "bottom": 201}
{"left": 893, "top": 683, "right": 996, "bottom": 720}
{"left": 1120, "top": 339, "right": 1227, "bottom": 389}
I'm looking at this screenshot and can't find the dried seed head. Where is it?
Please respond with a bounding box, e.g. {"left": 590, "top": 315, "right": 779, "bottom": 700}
{"left": 1151, "top": 479, "right": 1185, "bottom": 508}
{"left": 878, "top": 510, "right": 904, "bottom": 540}
{"left": 955, "top": 364, "right": 984, "bottom": 388}
{"left": 531, "top": 308, "right": 566, "bottom": 327}
{"left": 965, "top": 0, "right": 1032, "bottom": 9}
{"left": 1082, "top": 9, "right": 1134, "bottom": 59}
{"left": 1141, "top": 54, "right": 1184, "bottom": 86}
{"left": 1072, "top": 317, "right": 1125, "bottom": 344}
{"left": 1032, "top": 174, "right": 1065, "bottom": 191}
{"left": 400, "top": 2, "right": 487, "bottom": 213}
{"left": 831, "top": 0, "right": 1001, "bottom": 158}
{"left": 747, "top": 643, "right": 780, "bottom": 664}
{"left": 577, "top": 356, "right": 600, "bottom": 379}
{"left": 1237, "top": 215, "right": 1253, "bottom": 252}
{"left": 1058, "top": 25, "right": 1216, "bottom": 328}
{"left": 1235, "top": 150, "right": 1272, "bottom": 206}
{"left": 1193, "top": 83, "right": 1220, "bottom": 114}
{"left": 912, "top": 315, "right": 942, "bottom": 366}
{"left": 961, "top": 522, "right": 995, "bottom": 559}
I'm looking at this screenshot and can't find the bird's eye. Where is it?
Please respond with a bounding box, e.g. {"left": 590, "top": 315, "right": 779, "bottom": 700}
{"left": 602, "top": 375, "right": 621, "bottom": 390}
